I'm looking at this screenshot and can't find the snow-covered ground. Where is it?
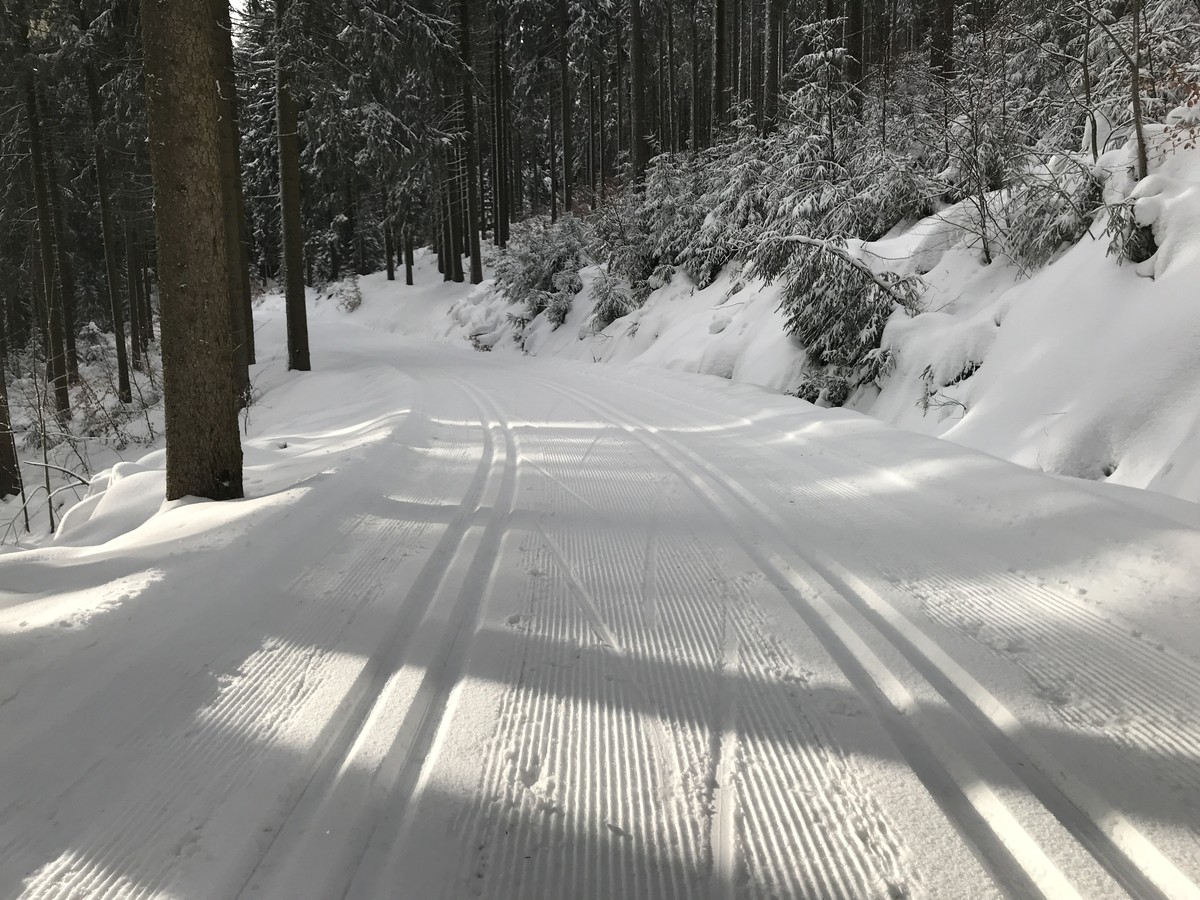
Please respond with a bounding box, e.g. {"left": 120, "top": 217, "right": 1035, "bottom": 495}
{"left": 2, "top": 263, "right": 1199, "bottom": 898}
{"left": 423, "top": 121, "right": 1200, "bottom": 506}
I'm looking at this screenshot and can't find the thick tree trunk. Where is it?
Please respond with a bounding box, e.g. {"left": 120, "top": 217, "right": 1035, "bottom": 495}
{"left": 847, "top": 0, "right": 864, "bottom": 93}
{"left": 276, "top": 0, "right": 311, "bottom": 371}
{"left": 213, "top": 0, "right": 251, "bottom": 403}
{"left": 45, "top": 134, "right": 79, "bottom": 384}
{"left": 141, "top": 0, "right": 244, "bottom": 501}
{"left": 713, "top": 0, "right": 729, "bottom": 128}
{"left": 558, "top": 0, "right": 574, "bottom": 213}
{"left": 630, "top": 0, "right": 649, "bottom": 179}
{"left": 458, "top": 0, "right": 484, "bottom": 284}
{"left": 930, "top": 0, "right": 955, "bottom": 79}
{"left": 762, "top": 0, "right": 785, "bottom": 133}
{"left": 689, "top": 1, "right": 701, "bottom": 150}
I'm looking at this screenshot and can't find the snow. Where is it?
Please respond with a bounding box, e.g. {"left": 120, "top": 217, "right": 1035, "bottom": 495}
{"left": 2, "top": 256, "right": 1200, "bottom": 898}
{"left": 360, "top": 127, "right": 1200, "bottom": 510}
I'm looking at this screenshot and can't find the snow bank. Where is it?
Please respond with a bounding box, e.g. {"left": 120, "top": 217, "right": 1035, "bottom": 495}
{"left": 369, "top": 116, "right": 1200, "bottom": 506}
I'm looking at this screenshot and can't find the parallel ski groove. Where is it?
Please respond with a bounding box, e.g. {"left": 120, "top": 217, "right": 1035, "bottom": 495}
{"left": 532, "top": 375, "right": 1086, "bottom": 900}
{"left": 14, "top": 506, "right": 431, "bottom": 900}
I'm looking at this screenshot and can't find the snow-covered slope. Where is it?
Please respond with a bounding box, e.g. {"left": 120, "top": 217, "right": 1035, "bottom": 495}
{"left": 3, "top": 275, "right": 1200, "bottom": 898}
{"left": 374, "top": 127, "right": 1200, "bottom": 506}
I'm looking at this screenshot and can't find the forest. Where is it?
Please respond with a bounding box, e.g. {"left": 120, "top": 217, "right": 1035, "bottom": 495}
{"left": 0, "top": 0, "right": 1197, "bottom": 520}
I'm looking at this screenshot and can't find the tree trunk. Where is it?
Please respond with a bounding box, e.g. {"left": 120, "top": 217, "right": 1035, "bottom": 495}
{"left": 689, "top": 0, "right": 702, "bottom": 150}
{"left": 213, "top": 0, "right": 250, "bottom": 404}
{"left": 1130, "top": 0, "right": 1149, "bottom": 181}
{"left": 125, "top": 222, "right": 144, "bottom": 373}
{"left": 458, "top": 0, "right": 484, "bottom": 283}
{"left": 557, "top": 0, "right": 574, "bottom": 213}
{"left": 762, "top": 0, "right": 785, "bottom": 133}
{"left": 930, "top": 0, "right": 955, "bottom": 79}
{"left": 0, "top": 311, "right": 21, "bottom": 500}
{"left": 16, "top": 6, "right": 70, "bottom": 420}
{"left": 404, "top": 226, "right": 415, "bottom": 285}
{"left": 630, "top": 0, "right": 649, "bottom": 179}
{"left": 141, "top": 0, "right": 244, "bottom": 501}
{"left": 713, "top": 0, "right": 729, "bottom": 129}
{"left": 0, "top": 362, "right": 20, "bottom": 501}
{"left": 667, "top": 4, "right": 678, "bottom": 152}
{"left": 550, "top": 101, "right": 559, "bottom": 221}
{"left": 847, "top": 0, "right": 864, "bottom": 93}
{"left": 276, "top": 0, "right": 311, "bottom": 371}
{"left": 44, "top": 133, "right": 79, "bottom": 384}
{"left": 384, "top": 191, "right": 396, "bottom": 281}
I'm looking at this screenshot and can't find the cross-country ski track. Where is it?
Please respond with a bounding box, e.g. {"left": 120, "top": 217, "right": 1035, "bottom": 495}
{"left": 2, "top": 291, "right": 1200, "bottom": 900}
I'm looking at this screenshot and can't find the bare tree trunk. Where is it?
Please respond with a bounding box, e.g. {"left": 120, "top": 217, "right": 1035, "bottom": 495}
{"left": 762, "top": 0, "right": 785, "bottom": 133}
{"left": 276, "top": 0, "right": 311, "bottom": 371}
{"left": 457, "top": 0, "right": 484, "bottom": 283}
{"left": 558, "top": 0, "right": 574, "bottom": 211}
{"left": 404, "top": 225, "right": 415, "bottom": 285}
{"left": 930, "top": 0, "right": 955, "bottom": 79}
{"left": 141, "top": 0, "right": 244, "bottom": 500}
{"left": 125, "top": 221, "right": 144, "bottom": 373}
{"left": 713, "top": 0, "right": 729, "bottom": 128}
{"left": 690, "top": 0, "right": 702, "bottom": 149}
{"left": 213, "top": 0, "right": 250, "bottom": 404}
{"left": 1130, "top": 0, "right": 1149, "bottom": 180}
{"left": 630, "top": 0, "right": 649, "bottom": 178}
{"left": 16, "top": 4, "right": 70, "bottom": 420}
{"left": 550, "top": 101, "right": 559, "bottom": 221}
{"left": 0, "top": 311, "right": 21, "bottom": 499}
{"left": 384, "top": 190, "right": 395, "bottom": 281}
{"left": 45, "top": 133, "right": 79, "bottom": 384}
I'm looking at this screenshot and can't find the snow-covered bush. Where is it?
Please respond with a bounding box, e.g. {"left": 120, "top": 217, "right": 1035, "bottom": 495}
{"left": 777, "top": 239, "right": 924, "bottom": 375}
{"left": 589, "top": 269, "right": 636, "bottom": 331}
{"left": 1004, "top": 159, "right": 1103, "bottom": 270}
{"left": 494, "top": 216, "right": 589, "bottom": 329}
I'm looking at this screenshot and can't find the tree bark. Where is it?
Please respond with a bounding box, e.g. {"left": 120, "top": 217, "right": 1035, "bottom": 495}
{"left": 404, "top": 225, "right": 415, "bottom": 285}
{"left": 276, "top": 0, "right": 311, "bottom": 371}
{"left": 125, "top": 222, "right": 143, "bottom": 373}
{"left": 762, "top": 0, "right": 785, "bottom": 133}
{"left": 213, "top": 0, "right": 251, "bottom": 403}
{"left": 713, "top": 0, "right": 729, "bottom": 128}
{"left": 630, "top": 0, "right": 649, "bottom": 179}
{"left": 141, "top": 0, "right": 244, "bottom": 501}
{"left": 1130, "top": 0, "right": 1148, "bottom": 180}
{"left": 0, "top": 311, "right": 21, "bottom": 500}
{"left": 930, "top": 0, "right": 955, "bottom": 79}
{"left": 457, "top": 0, "right": 484, "bottom": 283}
{"left": 44, "top": 133, "right": 79, "bottom": 384}
{"left": 16, "top": 5, "right": 71, "bottom": 420}
{"left": 558, "top": 0, "right": 574, "bottom": 212}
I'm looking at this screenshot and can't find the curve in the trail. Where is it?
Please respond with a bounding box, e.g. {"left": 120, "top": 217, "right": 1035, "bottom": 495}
{"left": 523, "top": 376, "right": 1122, "bottom": 899}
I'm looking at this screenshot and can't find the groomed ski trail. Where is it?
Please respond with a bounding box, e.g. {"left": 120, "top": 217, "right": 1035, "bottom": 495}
{"left": 1, "top": 302, "right": 1199, "bottom": 900}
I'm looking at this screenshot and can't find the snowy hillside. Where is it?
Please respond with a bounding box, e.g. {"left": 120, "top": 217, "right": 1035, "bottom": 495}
{"left": 367, "top": 115, "right": 1200, "bottom": 505}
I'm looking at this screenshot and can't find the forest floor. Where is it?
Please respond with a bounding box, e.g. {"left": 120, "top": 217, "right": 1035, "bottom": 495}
{"left": 1, "top": 263, "right": 1199, "bottom": 899}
